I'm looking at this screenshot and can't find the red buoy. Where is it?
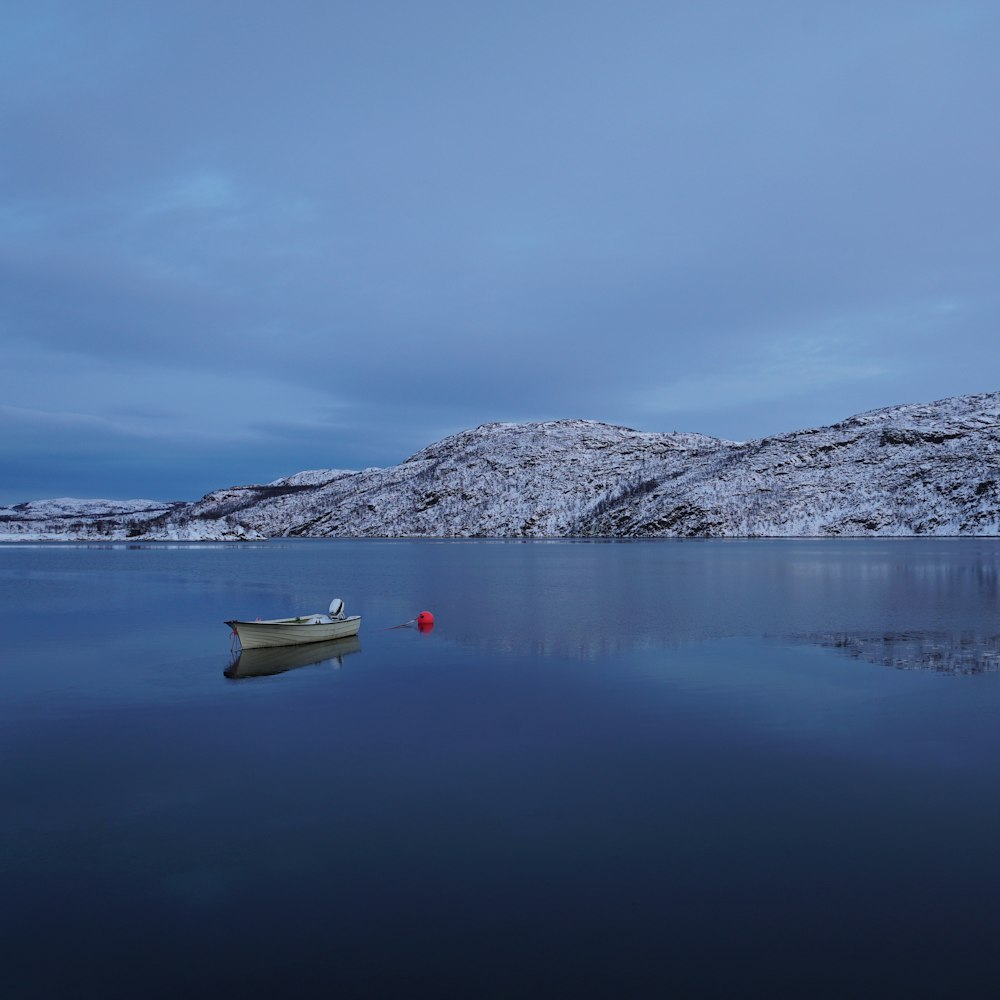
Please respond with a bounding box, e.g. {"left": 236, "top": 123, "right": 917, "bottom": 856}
{"left": 417, "top": 610, "right": 435, "bottom": 633}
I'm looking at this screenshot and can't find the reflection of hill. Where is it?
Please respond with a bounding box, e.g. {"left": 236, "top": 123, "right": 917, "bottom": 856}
{"left": 802, "top": 631, "right": 1000, "bottom": 675}
{"left": 225, "top": 635, "right": 362, "bottom": 679}
{"left": 427, "top": 537, "right": 1000, "bottom": 662}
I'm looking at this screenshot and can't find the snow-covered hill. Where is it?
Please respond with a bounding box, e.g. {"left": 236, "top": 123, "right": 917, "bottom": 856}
{"left": 2, "top": 393, "right": 998, "bottom": 540}
{"left": 588, "top": 392, "right": 1000, "bottom": 537}
{"left": 0, "top": 498, "right": 186, "bottom": 541}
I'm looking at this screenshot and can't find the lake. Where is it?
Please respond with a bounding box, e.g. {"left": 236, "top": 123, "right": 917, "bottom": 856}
{"left": 2, "top": 538, "right": 1000, "bottom": 998}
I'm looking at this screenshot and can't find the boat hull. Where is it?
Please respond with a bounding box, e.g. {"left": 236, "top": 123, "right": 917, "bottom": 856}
{"left": 226, "top": 615, "right": 361, "bottom": 649}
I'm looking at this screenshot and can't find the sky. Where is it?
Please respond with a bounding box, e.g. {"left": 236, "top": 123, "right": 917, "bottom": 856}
{"left": 2, "top": 0, "right": 999, "bottom": 503}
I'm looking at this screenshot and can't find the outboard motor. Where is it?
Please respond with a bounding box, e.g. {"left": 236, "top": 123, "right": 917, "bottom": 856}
{"left": 328, "top": 598, "right": 345, "bottom": 620}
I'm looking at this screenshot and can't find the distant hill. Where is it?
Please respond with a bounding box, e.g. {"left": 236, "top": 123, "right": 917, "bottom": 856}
{"left": 2, "top": 392, "right": 998, "bottom": 540}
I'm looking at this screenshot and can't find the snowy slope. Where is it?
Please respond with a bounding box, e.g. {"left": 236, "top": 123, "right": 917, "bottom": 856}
{"left": 588, "top": 392, "right": 1000, "bottom": 536}
{"left": 0, "top": 498, "right": 185, "bottom": 541}
{"left": 2, "top": 393, "right": 998, "bottom": 540}
{"left": 144, "top": 420, "right": 726, "bottom": 540}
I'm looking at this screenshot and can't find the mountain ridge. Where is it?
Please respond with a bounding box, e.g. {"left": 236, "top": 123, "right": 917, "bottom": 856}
{"left": 2, "top": 392, "right": 998, "bottom": 540}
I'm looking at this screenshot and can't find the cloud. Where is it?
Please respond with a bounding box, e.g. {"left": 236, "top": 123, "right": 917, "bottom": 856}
{"left": 0, "top": 342, "right": 347, "bottom": 452}
{"left": 633, "top": 291, "right": 991, "bottom": 437}
{"left": 141, "top": 171, "right": 242, "bottom": 217}
{"left": 1, "top": 0, "right": 999, "bottom": 499}
{"left": 640, "top": 344, "right": 889, "bottom": 425}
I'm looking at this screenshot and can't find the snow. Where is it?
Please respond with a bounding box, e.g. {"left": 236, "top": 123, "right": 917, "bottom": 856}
{"left": 267, "top": 469, "right": 359, "bottom": 487}
{"left": 2, "top": 392, "right": 999, "bottom": 540}
{"left": 0, "top": 497, "right": 185, "bottom": 542}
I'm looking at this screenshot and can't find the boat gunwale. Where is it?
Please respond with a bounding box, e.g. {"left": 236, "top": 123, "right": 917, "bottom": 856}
{"left": 225, "top": 614, "right": 362, "bottom": 628}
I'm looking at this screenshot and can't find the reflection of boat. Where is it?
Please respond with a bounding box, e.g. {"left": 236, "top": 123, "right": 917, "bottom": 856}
{"left": 225, "top": 634, "right": 362, "bottom": 679}
{"left": 226, "top": 598, "right": 361, "bottom": 649}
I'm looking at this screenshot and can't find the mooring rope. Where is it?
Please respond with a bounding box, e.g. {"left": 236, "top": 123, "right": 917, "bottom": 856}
{"left": 384, "top": 618, "right": 417, "bottom": 630}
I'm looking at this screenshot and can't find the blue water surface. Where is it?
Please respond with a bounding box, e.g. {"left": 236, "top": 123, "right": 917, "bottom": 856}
{"left": 2, "top": 539, "right": 1000, "bottom": 998}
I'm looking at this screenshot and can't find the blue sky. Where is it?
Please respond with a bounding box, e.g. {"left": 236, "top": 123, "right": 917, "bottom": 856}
{"left": 2, "top": 0, "right": 998, "bottom": 503}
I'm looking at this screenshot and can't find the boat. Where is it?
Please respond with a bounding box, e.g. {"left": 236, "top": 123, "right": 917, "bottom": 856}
{"left": 225, "top": 634, "right": 362, "bottom": 679}
{"left": 226, "top": 598, "right": 361, "bottom": 649}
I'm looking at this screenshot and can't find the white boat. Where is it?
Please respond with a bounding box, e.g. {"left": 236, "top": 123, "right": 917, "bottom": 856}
{"left": 226, "top": 598, "right": 361, "bottom": 649}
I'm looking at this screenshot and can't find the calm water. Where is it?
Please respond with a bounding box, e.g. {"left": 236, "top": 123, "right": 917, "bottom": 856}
{"left": 2, "top": 539, "right": 1000, "bottom": 998}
